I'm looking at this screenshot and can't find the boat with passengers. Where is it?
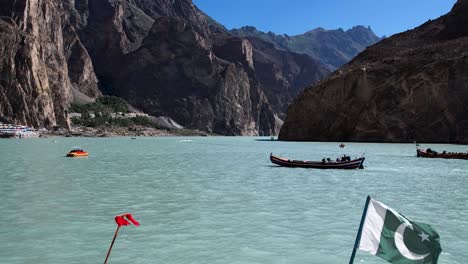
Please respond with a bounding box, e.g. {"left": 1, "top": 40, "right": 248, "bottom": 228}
{"left": 415, "top": 142, "right": 468, "bottom": 160}
{"left": 66, "top": 147, "right": 89, "bottom": 157}
{"left": 270, "top": 153, "right": 365, "bottom": 169}
{"left": 416, "top": 148, "right": 468, "bottom": 160}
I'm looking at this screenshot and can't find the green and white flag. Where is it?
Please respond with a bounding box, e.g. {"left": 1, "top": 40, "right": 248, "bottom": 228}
{"left": 357, "top": 197, "right": 442, "bottom": 264}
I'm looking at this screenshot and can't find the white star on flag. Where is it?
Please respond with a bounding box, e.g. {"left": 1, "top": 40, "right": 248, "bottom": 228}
{"left": 419, "top": 232, "right": 430, "bottom": 242}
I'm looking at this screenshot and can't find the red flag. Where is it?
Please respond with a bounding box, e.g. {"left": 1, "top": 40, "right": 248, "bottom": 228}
{"left": 125, "top": 214, "right": 140, "bottom": 226}
{"left": 115, "top": 215, "right": 130, "bottom": 227}
{"left": 105, "top": 213, "right": 140, "bottom": 264}
{"left": 114, "top": 213, "right": 140, "bottom": 227}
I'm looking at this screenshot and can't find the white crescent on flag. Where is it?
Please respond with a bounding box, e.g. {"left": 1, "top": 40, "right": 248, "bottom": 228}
{"left": 394, "top": 223, "right": 429, "bottom": 261}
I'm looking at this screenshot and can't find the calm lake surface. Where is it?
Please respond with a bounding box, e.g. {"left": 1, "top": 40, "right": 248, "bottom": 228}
{"left": 0, "top": 137, "right": 467, "bottom": 264}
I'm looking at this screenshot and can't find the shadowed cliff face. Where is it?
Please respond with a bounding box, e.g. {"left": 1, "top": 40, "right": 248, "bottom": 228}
{"left": 114, "top": 17, "right": 275, "bottom": 135}
{"left": 279, "top": 0, "right": 468, "bottom": 143}
{"left": 74, "top": 0, "right": 276, "bottom": 135}
{"left": 75, "top": 0, "right": 328, "bottom": 135}
{"left": 0, "top": 0, "right": 100, "bottom": 128}
{"left": 78, "top": 0, "right": 209, "bottom": 94}
{"left": 245, "top": 37, "right": 330, "bottom": 120}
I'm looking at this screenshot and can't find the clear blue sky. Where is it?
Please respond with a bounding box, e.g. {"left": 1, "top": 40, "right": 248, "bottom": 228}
{"left": 193, "top": 0, "right": 457, "bottom": 37}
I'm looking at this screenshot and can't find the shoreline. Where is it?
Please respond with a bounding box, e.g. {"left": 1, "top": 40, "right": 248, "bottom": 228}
{"left": 42, "top": 125, "right": 210, "bottom": 138}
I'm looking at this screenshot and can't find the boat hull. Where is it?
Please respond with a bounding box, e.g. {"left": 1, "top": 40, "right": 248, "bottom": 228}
{"left": 66, "top": 152, "right": 89, "bottom": 157}
{"left": 270, "top": 154, "right": 365, "bottom": 169}
{"left": 417, "top": 149, "right": 468, "bottom": 160}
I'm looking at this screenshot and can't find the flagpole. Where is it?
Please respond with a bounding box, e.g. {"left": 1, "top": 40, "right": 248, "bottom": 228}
{"left": 104, "top": 226, "right": 121, "bottom": 264}
{"left": 349, "top": 195, "right": 371, "bottom": 264}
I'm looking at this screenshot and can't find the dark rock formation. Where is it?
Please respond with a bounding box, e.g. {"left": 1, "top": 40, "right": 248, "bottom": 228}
{"left": 246, "top": 37, "right": 329, "bottom": 120}
{"left": 114, "top": 17, "right": 274, "bottom": 135}
{"left": 0, "top": 0, "right": 100, "bottom": 128}
{"left": 231, "top": 25, "right": 382, "bottom": 70}
{"left": 279, "top": 0, "right": 468, "bottom": 143}
{"left": 74, "top": 0, "right": 329, "bottom": 135}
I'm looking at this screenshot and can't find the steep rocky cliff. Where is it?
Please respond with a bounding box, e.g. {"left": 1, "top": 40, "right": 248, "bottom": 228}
{"left": 0, "top": 0, "right": 328, "bottom": 134}
{"left": 0, "top": 0, "right": 100, "bottom": 128}
{"left": 231, "top": 25, "right": 382, "bottom": 70}
{"left": 112, "top": 17, "right": 271, "bottom": 135}
{"left": 74, "top": 0, "right": 329, "bottom": 135}
{"left": 246, "top": 37, "right": 329, "bottom": 120}
{"left": 279, "top": 0, "right": 468, "bottom": 143}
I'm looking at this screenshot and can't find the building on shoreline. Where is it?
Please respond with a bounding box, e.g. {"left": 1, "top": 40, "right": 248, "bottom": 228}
{"left": 69, "top": 112, "right": 149, "bottom": 119}
{"left": 0, "top": 123, "right": 40, "bottom": 138}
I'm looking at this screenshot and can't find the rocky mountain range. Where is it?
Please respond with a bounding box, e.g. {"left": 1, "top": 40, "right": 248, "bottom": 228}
{"left": 0, "top": 0, "right": 331, "bottom": 135}
{"left": 279, "top": 0, "right": 468, "bottom": 143}
{"left": 231, "top": 25, "right": 382, "bottom": 70}
{"left": 0, "top": 0, "right": 376, "bottom": 135}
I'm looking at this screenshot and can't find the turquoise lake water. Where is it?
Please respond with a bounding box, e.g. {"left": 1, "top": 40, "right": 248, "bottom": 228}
{"left": 0, "top": 137, "right": 467, "bottom": 264}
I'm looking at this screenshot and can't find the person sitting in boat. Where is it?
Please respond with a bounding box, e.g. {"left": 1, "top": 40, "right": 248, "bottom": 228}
{"left": 322, "top": 158, "right": 326, "bottom": 164}
{"left": 426, "top": 148, "right": 438, "bottom": 154}
{"left": 326, "top": 158, "right": 331, "bottom": 163}
{"left": 336, "top": 158, "right": 340, "bottom": 162}
{"left": 341, "top": 155, "right": 351, "bottom": 162}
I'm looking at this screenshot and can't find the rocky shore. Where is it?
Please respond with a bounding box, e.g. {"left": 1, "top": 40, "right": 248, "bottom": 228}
{"left": 43, "top": 125, "right": 209, "bottom": 138}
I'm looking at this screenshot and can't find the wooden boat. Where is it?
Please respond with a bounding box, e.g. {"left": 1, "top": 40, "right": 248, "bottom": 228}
{"left": 66, "top": 147, "right": 89, "bottom": 157}
{"left": 270, "top": 153, "right": 365, "bottom": 169}
{"left": 416, "top": 148, "right": 468, "bottom": 160}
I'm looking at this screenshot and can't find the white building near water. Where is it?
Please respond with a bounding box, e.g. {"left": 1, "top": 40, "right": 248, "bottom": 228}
{"left": 0, "top": 122, "right": 39, "bottom": 138}
{"left": 70, "top": 112, "right": 149, "bottom": 120}
{"left": 69, "top": 113, "right": 82, "bottom": 118}
{"left": 124, "top": 113, "right": 137, "bottom": 118}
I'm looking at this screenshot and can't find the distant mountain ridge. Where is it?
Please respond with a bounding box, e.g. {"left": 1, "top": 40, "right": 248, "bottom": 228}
{"left": 231, "top": 25, "right": 382, "bottom": 70}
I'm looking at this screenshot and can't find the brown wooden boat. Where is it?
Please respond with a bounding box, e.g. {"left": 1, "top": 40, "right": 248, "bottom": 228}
{"left": 270, "top": 153, "right": 365, "bottom": 169}
{"left": 416, "top": 148, "right": 468, "bottom": 160}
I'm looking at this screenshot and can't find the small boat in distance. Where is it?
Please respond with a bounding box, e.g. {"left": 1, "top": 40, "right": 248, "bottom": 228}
{"left": 270, "top": 153, "right": 365, "bottom": 169}
{"left": 66, "top": 147, "right": 89, "bottom": 157}
{"left": 416, "top": 148, "right": 468, "bottom": 160}
{"left": 415, "top": 141, "right": 468, "bottom": 160}
{"left": 339, "top": 143, "right": 346, "bottom": 148}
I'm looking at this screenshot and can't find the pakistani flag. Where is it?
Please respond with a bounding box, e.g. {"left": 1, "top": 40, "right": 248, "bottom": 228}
{"left": 356, "top": 197, "right": 442, "bottom": 264}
